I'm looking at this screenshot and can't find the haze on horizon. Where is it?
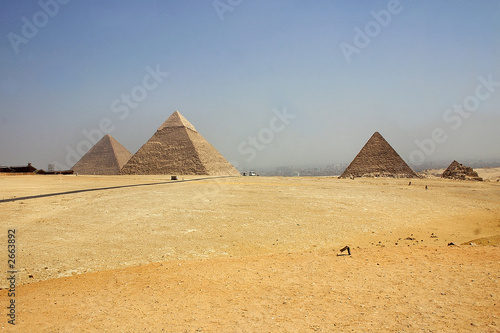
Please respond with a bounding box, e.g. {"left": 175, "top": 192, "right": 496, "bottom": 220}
{"left": 0, "top": 0, "right": 499, "bottom": 171}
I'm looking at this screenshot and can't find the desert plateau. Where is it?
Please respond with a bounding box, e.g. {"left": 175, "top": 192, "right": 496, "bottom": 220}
{"left": 0, "top": 173, "right": 499, "bottom": 332}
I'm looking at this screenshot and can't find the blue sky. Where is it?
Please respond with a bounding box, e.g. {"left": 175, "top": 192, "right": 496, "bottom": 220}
{"left": 1, "top": 0, "right": 499, "bottom": 171}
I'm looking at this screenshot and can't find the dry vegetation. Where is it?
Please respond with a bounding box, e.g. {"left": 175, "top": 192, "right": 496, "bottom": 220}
{"left": 0, "top": 174, "right": 499, "bottom": 332}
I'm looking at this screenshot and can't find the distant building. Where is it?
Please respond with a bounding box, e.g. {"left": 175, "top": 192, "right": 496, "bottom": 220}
{"left": 0, "top": 163, "right": 38, "bottom": 173}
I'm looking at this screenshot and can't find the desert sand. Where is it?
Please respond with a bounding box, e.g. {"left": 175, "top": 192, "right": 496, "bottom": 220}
{"left": 0, "top": 174, "right": 499, "bottom": 332}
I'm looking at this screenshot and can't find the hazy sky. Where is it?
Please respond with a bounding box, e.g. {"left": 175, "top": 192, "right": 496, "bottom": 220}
{"left": 1, "top": 0, "right": 499, "bottom": 171}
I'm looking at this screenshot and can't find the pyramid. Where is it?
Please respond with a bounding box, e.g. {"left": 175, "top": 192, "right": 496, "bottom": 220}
{"left": 441, "top": 160, "right": 482, "bottom": 181}
{"left": 120, "top": 111, "right": 240, "bottom": 176}
{"left": 72, "top": 135, "right": 132, "bottom": 175}
{"left": 340, "top": 132, "right": 418, "bottom": 178}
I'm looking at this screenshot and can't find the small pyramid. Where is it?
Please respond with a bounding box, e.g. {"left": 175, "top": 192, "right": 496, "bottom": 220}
{"left": 442, "top": 160, "right": 482, "bottom": 181}
{"left": 340, "top": 132, "right": 418, "bottom": 178}
{"left": 72, "top": 135, "right": 132, "bottom": 175}
{"left": 120, "top": 111, "right": 240, "bottom": 176}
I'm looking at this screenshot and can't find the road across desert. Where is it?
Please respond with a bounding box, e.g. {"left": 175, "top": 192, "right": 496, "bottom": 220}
{"left": 0, "top": 174, "right": 499, "bottom": 331}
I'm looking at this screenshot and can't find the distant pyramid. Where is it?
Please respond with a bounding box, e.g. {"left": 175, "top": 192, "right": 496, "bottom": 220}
{"left": 442, "top": 160, "right": 482, "bottom": 181}
{"left": 120, "top": 111, "right": 240, "bottom": 176}
{"left": 340, "top": 132, "right": 418, "bottom": 178}
{"left": 72, "top": 135, "right": 132, "bottom": 175}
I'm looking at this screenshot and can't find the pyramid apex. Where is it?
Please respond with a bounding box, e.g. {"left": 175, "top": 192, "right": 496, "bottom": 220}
{"left": 447, "top": 160, "right": 461, "bottom": 167}
{"left": 157, "top": 111, "right": 197, "bottom": 132}
{"left": 365, "top": 132, "right": 386, "bottom": 143}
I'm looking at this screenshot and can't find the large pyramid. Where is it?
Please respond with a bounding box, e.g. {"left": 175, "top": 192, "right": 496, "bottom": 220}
{"left": 340, "top": 132, "right": 418, "bottom": 178}
{"left": 120, "top": 111, "right": 240, "bottom": 176}
{"left": 72, "top": 135, "right": 132, "bottom": 175}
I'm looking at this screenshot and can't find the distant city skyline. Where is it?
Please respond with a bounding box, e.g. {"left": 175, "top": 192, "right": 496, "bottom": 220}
{"left": 1, "top": 0, "right": 499, "bottom": 171}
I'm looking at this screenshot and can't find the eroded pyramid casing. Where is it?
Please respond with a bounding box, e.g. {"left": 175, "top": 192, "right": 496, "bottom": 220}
{"left": 120, "top": 111, "right": 240, "bottom": 176}
{"left": 441, "top": 160, "right": 482, "bottom": 181}
{"left": 72, "top": 135, "right": 132, "bottom": 175}
{"left": 340, "top": 132, "right": 418, "bottom": 178}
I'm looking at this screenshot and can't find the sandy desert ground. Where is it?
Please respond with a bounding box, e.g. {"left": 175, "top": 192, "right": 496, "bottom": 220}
{"left": 0, "top": 173, "right": 499, "bottom": 332}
